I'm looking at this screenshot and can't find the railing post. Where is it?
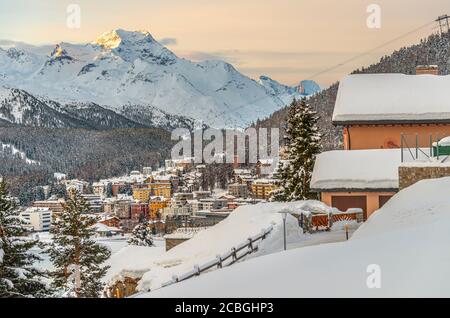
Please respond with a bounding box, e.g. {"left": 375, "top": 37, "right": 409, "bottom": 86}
{"left": 400, "top": 133, "right": 404, "bottom": 163}
{"left": 194, "top": 265, "right": 201, "bottom": 276}
{"left": 430, "top": 134, "right": 433, "bottom": 157}
{"left": 248, "top": 238, "right": 253, "bottom": 252}
{"left": 415, "top": 133, "right": 419, "bottom": 159}
{"left": 231, "top": 247, "right": 237, "bottom": 262}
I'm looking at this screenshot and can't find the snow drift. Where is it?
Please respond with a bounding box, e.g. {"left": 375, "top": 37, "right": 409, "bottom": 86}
{"left": 106, "top": 201, "right": 332, "bottom": 292}
{"left": 139, "top": 177, "right": 450, "bottom": 298}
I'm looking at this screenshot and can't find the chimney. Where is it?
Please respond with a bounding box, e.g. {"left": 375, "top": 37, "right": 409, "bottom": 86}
{"left": 415, "top": 65, "right": 439, "bottom": 75}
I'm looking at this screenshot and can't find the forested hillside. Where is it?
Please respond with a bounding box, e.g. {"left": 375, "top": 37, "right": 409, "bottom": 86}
{"left": 255, "top": 32, "right": 450, "bottom": 151}
{"left": 0, "top": 127, "right": 173, "bottom": 203}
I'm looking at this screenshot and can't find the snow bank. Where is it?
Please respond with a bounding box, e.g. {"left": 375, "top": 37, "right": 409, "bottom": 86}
{"left": 333, "top": 74, "right": 450, "bottom": 124}
{"left": 311, "top": 149, "right": 400, "bottom": 190}
{"left": 140, "top": 177, "right": 450, "bottom": 298}
{"left": 108, "top": 200, "right": 331, "bottom": 292}
{"left": 104, "top": 246, "right": 165, "bottom": 283}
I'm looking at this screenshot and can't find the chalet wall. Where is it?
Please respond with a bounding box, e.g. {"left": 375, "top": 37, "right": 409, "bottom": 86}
{"left": 320, "top": 191, "right": 395, "bottom": 220}
{"left": 399, "top": 166, "right": 450, "bottom": 190}
{"left": 345, "top": 125, "right": 450, "bottom": 150}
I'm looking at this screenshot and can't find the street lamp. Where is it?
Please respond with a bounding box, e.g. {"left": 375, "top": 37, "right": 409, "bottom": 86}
{"left": 278, "top": 209, "right": 290, "bottom": 251}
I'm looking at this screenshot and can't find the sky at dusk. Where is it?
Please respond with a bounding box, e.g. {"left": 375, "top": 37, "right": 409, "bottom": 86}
{"left": 1, "top": 0, "right": 449, "bottom": 87}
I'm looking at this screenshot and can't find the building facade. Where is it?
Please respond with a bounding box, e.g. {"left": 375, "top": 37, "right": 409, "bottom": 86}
{"left": 20, "top": 207, "right": 52, "bottom": 232}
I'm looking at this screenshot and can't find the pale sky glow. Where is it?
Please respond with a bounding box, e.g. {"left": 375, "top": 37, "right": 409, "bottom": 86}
{"left": 0, "top": 0, "right": 449, "bottom": 86}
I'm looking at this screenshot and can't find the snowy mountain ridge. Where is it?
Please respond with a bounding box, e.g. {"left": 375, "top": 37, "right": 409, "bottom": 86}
{"left": 0, "top": 29, "right": 320, "bottom": 128}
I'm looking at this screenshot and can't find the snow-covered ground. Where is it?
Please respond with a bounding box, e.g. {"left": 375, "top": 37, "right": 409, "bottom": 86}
{"left": 137, "top": 177, "right": 450, "bottom": 298}
{"left": 31, "top": 233, "right": 165, "bottom": 273}
{"left": 1, "top": 142, "right": 39, "bottom": 165}
{"left": 104, "top": 200, "right": 356, "bottom": 294}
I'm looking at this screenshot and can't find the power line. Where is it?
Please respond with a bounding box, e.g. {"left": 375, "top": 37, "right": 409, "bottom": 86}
{"left": 304, "top": 20, "right": 435, "bottom": 81}
{"left": 209, "top": 19, "right": 436, "bottom": 127}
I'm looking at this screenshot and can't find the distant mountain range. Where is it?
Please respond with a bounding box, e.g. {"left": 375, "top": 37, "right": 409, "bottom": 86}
{"left": 0, "top": 29, "right": 320, "bottom": 129}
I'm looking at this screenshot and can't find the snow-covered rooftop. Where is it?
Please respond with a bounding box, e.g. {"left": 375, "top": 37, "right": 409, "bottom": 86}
{"left": 332, "top": 74, "right": 450, "bottom": 124}
{"left": 311, "top": 149, "right": 401, "bottom": 191}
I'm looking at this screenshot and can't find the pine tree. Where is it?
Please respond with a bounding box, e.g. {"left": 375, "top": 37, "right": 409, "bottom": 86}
{"left": 47, "top": 189, "right": 111, "bottom": 298}
{"left": 128, "top": 219, "right": 153, "bottom": 247}
{"left": 0, "top": 179, "right": 49, "bottom": 298}
{"left": 271, "top": 98, "right": 321, "bottom": 201}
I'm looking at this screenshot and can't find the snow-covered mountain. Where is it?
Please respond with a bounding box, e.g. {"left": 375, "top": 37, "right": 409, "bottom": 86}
{"left": 258, "top": 76, "right": 320, "bottom": 105}
{"left": 0, "top": 29, "right": 320, "bottom": 128}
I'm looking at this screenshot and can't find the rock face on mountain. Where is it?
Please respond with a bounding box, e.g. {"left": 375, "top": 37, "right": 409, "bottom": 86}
{"left": 0, "top": 29, "right": 319, "bottom": 129}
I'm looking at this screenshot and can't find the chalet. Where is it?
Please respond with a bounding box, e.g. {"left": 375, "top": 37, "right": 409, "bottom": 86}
{"left": 312, "top": 66, "right": 450, "bottom": 219}
{"left": 99, "top": 216, "right": 121, "bottom": 228}
{"left": 334, "top": 67, "right": 450, "bottom": 150}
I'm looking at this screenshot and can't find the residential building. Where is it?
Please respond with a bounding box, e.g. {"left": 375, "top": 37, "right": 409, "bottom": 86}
{"left": 148, "top": 183, "right": 171, "bottom": 199}
{"left": 130, "top": 201, "right": 150, "bottom": 220}
{"left": 228, "top": 183, "right": 249, "bottom": 198}
{"left": 92, "top": 182, "right": 106, "bottom": 196}
{"left": 64, "top": 179, "right": 88, "bottom": 193}
{"left": 149, "top": 197, "right": 169, "bottom": 219}
{"left": 312, "top": 67, "right": 450, "bottom": 219}
{"left": 111, "top": 183, "right": 127, "bottom": 196}
{"left": 142, "top": 167, "right": 153, "bottom": 175}
{"left": 81, "top": 194, "right": 103, "bottom": 213}
{"left": 333, "top": 68, "right": 450, "bottom": 151}
{"left": 99, "top": 216, "right": 121, "bottom": 228}
{"left": 33, "top": 199, "right": 65, "bottom": 214}
{"left": 193, "top": 191, "right": 211, "bottom": 200}
{"left": 251, "top": 179, "right": 278, "bottom": 200}
{"left": 132, "top": 188, "right": 153, "bottom": 202}
{"left": 20, "top": 207, "right": 52, "bottom": 232}
{"left": 114, "top": 199, "right": 131, "bottom": 219}
{"left": 191, "top": 198, "right": 228, "bottom": 213}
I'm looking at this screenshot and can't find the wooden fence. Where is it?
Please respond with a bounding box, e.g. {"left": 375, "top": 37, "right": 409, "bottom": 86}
{"left": 160, "top": 225, "right": 274, "bottom": 288}
{"left": 310, "top": 210, "right": 363, "bottom": 231}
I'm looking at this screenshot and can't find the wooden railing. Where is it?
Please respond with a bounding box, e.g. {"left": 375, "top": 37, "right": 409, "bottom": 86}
{"left": 310, "top": 210, "right": 364, "bottom": 231}
{"left": 160, "top": 225, "right": 274, "bottom": 288}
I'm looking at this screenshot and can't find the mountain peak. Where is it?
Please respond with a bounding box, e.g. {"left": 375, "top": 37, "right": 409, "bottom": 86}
{"left": 92, "top": 29, "right": 156, "bottom": 49}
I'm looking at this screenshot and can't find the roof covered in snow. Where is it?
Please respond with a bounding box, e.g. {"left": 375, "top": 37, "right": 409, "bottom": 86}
{"left": 311, "top": 149, "right": 401, "bottom": 191}
{"left": 332, "top": 74, "right": 450, "bottom": 124}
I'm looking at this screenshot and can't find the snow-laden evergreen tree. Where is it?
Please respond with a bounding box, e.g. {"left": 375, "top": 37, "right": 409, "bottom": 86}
{"left": 0, "top": 179, "right": 49, "bottom": 298}
{"left": 271, "top": 98, "right": 321, "bottom": 201}
{"left": 47, "top": 189, "right": 110, "bottom": 298}
{"left": 128, "top": 219, "right": 153, "bottom": 247}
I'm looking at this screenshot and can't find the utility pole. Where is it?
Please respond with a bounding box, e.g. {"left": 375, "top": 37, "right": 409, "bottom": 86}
{"left": 436, "top": 15, "right": 450, "bottom": 36}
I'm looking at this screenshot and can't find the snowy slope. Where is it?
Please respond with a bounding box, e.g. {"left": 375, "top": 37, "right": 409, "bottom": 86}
{"left": 106, "top": 200, "right": 332, "bottom": 292}
{"left": 0, "top": 29, "right": 319, "bottom": 128}
{"left": 140, "top": 177, "right": 450, "bottom": 298}
{"left": 259, "top": 76, "right": 320, "bottom": 105}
